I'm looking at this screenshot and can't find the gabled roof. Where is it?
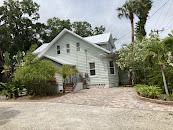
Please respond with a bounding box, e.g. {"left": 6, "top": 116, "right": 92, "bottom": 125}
{"left": 43, "top": 55, "right": 75, "bottom": 66}
{"left": 33, "top": 43, "right": 49, "bottom": 54}
{"left": 84, "top": 33, "right": 111, "bottom": 44}
{"left": 37, "top": 28, "right": 110, "bottom": 59}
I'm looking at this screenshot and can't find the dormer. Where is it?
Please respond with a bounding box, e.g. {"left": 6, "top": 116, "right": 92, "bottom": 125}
{"left": 84, "top": 33, "right": 115, "bottom": 52}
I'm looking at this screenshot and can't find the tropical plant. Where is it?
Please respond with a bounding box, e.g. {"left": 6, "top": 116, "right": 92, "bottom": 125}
{"left": 145, "top": 39, "right": 169, "bottom": 96}
{"left": 0, "top": 82, "right": 19, "bottom": 98}
{"left": 15, "top": 51, "right": 23, "bottom": 68}
{"left": 1, "top": 52, "right": 11, "bottom": 81}
{"left": 56, "top": 65, "right": 79, "bottom": 93}
{"left": 117, "top": 0, "right": 138, "bottom": 42}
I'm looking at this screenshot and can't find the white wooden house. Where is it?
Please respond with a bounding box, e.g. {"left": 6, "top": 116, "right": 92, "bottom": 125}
{"left": 33, "top": 28, "right": 119, "bottom": 91}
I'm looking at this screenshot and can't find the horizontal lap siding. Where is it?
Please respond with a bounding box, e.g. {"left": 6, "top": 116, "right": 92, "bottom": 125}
{"left": 106, "top": 58, "right": 119, "bottom": 87}
{"left": 44, "top": 32, "right": 116, "bottom": 87}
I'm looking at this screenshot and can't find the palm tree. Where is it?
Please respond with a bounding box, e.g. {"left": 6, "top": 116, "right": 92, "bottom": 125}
{"left": 117, "top": 0, "right": 139, "bottom": 42}
{"left": 146, "top": 41, "right": 169, "bottom": 96}
{"left": 56, "top": 65, "right": 79, "bottom": 93}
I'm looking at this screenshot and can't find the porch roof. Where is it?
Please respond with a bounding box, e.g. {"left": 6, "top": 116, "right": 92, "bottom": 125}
{"left": 43, "top": 55, "right": 76, "bottom": 66}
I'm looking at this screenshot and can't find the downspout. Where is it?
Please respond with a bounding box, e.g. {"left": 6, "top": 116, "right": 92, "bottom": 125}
{"left": 85, "top": 49, "right": 87, "bottom": 72}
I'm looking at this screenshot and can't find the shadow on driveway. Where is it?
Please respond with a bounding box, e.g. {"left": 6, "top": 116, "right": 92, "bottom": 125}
{"left": 0, "top": 107, "right": 20, "bottom": 126}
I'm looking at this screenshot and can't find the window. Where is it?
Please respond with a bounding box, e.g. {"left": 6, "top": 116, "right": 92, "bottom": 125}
{"left": 109, "top": 61, "right": 115, "bottom": 74}
{"left": 76, "top": 43, "right": 80, "bottom": 52}
{"left": 57, "top": 45, "right": 60, "bottom": 54}
{"left": 66, "top": 44, "right": 70, "bottom": 53}
{"left": 89, "top": 62, "right": 96, "bottom": 76}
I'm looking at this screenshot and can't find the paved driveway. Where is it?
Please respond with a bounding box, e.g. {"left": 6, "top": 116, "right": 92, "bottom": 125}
{"left": 50, "top": 87, "right": 173, "bottom": 112}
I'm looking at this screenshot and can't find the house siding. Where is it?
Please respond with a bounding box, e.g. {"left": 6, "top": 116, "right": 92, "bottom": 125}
{"left": 44, "top": 32, "right": 118, "bottom": 89}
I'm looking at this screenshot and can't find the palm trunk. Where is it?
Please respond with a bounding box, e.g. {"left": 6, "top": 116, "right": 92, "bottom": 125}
{"left": 160, "top": 65, "right": 169, "bottom": 96}
{"left": 130, "top": 13, "right": 134, "bottom": 42}
{"left": 128, "top": 13, "right": 134, "bottom": 85}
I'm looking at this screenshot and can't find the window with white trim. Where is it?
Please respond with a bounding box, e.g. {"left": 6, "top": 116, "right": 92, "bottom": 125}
{"left": 76, "top": 43, "right": 80, "bottom": 52}
{"left": 66, "top": 44, "right": 70, "bottom": 53}
{"left": 57, "top": 45, "right": 60, "bottom": 54}
{"left": 109, "top": 61, "right": 115, "bottom": 74}
{"left": 89, "top": 62, "right": 96, "bottom": 76}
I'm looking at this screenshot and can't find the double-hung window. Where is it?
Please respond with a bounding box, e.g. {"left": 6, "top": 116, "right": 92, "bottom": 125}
{"left": 57, "top": 45, "right": 60, "bottom": 54}
{"left": 109, "top": 61, "right": 115, "bottom": 74}
{"left": 66, "top": 44, "right": 70, "bottom": 53}
{"left": 89, "top": 62, "right": 96, "bottom": 76}
{"left": 76, "top": 43, "right": 80, "bottom": 52}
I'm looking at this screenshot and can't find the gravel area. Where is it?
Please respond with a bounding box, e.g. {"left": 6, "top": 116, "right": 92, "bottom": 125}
{"left": 0, "top": 102, "right": 173, "bottom": 130}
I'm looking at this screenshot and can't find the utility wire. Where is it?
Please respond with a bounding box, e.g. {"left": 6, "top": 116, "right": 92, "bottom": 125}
{"left": 163, "top": 12, "right": 173, "bottom": 29}
{"left": 159, "top": 0, "right": 173, "bottom": 29}
{"left": 160, "top": 25, "right": 173, "bottom": 35}
{"left": 116, "top": 31, "right": 131, "bottom": 41}
{"left": 153, "top": 0, "right": 168, "bottom": 29}
{"left": 116, "top": 0, "right": 171, "bottom": 41}
{"left": 148, "top": 0, "right": 171, "bottom": 20}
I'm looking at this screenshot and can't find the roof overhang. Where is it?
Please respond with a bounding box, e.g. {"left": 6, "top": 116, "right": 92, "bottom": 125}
{"left": 43, "top": 55, "right": 76, "bottom": 66}
{"left": 100, "top": 53, "right": 117, "bottom": 58}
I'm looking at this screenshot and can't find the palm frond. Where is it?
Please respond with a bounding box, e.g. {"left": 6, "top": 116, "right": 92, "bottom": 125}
{"left": 56, "top": 65, "right": 79, "bottom": 81}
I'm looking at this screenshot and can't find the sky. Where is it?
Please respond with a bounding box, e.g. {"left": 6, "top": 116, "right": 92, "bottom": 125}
{"left": 1, "top": 0, "right": 173, "bottom": 49}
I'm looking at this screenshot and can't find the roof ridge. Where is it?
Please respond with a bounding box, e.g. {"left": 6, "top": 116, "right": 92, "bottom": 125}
{"left": 84, "top": 32, "right": 111, "bottom": 38}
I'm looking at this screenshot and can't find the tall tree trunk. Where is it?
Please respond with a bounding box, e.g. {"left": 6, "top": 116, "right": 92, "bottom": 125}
{"left": 144, "top": 67, "right": 147, "bottom": 85}
{"left": 63, "top": 82, "right": 65, "bottom": 93}
{"left": 130, "top": 13, "right": 134, "bottom": 42}
{"left": 128, "top": 13, "right": 134, "bottom": 85}
{"left": 160, "top": 65, "right": 169, "bottom": 96}
{"left": 129, "top": 71, "right": 133, "bottom": 85}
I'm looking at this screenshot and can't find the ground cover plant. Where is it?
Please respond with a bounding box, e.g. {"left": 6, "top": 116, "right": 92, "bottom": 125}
{"left": 135, "top": 84, "right": 161, "bottom": 99}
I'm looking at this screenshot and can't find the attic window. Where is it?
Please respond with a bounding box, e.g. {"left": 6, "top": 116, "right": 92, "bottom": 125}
{"left": 66, "top": 44, "right": 70, "bottom": 53}
{"left": 109, "top": 61, "right": 115, "bottom": 74}
{"left": 57, "top": 45, "right": 60, "bottom": 54}
{"left": 89, "top": 62, "right": 96, "bottom": 76}
{"left": 76, "top": 43, "right": 80, "bottom": 52}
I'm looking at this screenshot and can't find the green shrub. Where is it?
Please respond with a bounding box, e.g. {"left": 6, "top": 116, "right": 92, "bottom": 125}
{"left": 135, "top": 84, "right": 161, "bottom": 99}
{"left": 13, "top": 45, "right": 57, "bottom": 96}
{"left": 13, "top": 60, "right": 56, "bottom": 96}
{"left": 0, "top": 82, "right": 19, "bottom": 98}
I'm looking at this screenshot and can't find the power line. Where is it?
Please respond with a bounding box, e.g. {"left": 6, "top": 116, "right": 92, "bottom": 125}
{"left": 160, "top": 25, "right": 173, "bottom": 35}
{"left": 116, "top": 31, "right": 131, "bottom": 41}
{"left": 148, "top": 0, "right": 171, "bottom": 20}
{"left": 159, "top": 0, "right": 173, "bottom": 29}
{"left": 116, "top": 0, "right": 171, "bottom": 41}
{"left": 163, "top": 10, "right": 173, "bottom": 30}
{"left": 153, "top": 0, "right": 168, "bottom": 29}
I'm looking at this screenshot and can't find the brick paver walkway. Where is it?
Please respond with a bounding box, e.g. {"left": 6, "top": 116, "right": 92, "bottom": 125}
{"left": 50, "top": 87, "right": 173, "bottom": 112}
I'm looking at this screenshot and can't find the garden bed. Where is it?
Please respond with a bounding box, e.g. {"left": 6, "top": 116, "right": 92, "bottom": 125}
{"left": 135, "top": 92, "right": 173, "bottom": 106}
{"left": 0, "top": 93, "right": 66, "bottom": 102}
